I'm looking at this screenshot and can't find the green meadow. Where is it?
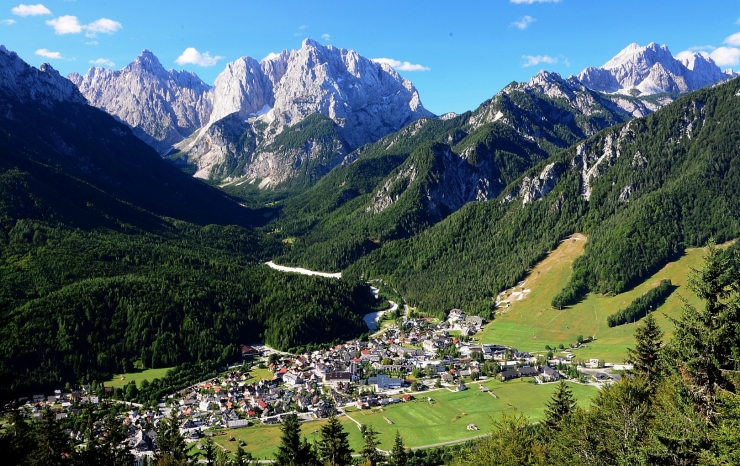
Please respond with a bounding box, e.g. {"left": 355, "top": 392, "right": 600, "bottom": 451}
{"left": 206, "top": 379, "right": 598, "bottom": 459}
{"left": 105, "top": 367, "right": 174, "bottom": 389}
{"left": 480, "top": 234, "right": 729, "bottom": 362}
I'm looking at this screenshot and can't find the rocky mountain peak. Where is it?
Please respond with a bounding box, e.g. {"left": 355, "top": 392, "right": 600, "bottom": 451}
{"left": 0, "top": 45, "right": 86, "bottom": 107}
{"left": 70, "top": 50, "right": 213, "bottom": 154}
{"left": 577, "top": 42, "right": 728, "bottom": 95}
{"left": 178, "top": 39, "right": 433, "bottom": 182}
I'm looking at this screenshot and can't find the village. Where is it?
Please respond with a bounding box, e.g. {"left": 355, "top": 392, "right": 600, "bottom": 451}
{"left": 9, "top": 307, "right": 621, "bottom": 461}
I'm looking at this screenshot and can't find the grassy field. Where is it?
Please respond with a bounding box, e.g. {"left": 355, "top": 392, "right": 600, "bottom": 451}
{"left": 480, "top": 234, "right": 728, "bottom": 362}
{"left": 207, "top": 379, "right": 598, "bottom": 459}
{"left": 105, "top": 367, "right": 174, "bottom": 389}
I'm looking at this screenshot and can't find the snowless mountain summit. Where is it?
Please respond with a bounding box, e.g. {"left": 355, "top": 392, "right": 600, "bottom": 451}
{"left": 577, "top": 42, "right": 729, "bottom": 95}
{"left": 69, "top": 50, "right": 213, "bottom": 154}
{"left": 178, "top": 38, "right": 434, "bottom": 182}
{"left": 0, "top": 45, "right": 86, "bottom": 107}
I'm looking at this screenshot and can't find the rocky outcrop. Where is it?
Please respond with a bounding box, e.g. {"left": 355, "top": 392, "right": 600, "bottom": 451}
{"left": 69, "top": 50, "right": 213, "bottom": 154}
{"left": 519, "top": 162, "right": 564, "bottom": 205}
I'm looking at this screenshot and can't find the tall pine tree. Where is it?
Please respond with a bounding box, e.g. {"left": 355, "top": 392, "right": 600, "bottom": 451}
{"left": 544, "top": 380, "right": 576, "bottom": 430}
{"left": 669, "top": 241, "right": 740, "bottom": 419}
{"left": 360, "top": 424, "right": 382, "bottom": 466}
{"left": 318, "top": 414, "right": 353, "bottom": 466}
{"left": 275, "top": 414, "right": 313, "bottom": 466}
{"left": 388, "top": 430, "right": 407, "bottom": 466}
{"left": 626, "top": 312, "right": 663, "bottom": 389}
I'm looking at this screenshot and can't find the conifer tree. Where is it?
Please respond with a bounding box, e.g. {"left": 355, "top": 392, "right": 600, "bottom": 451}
{"left": 275, "top": 413, "right": 302, "bottom": 466}
{"left": 360, "top": 424, "right": 382, "bottom": 466}
{"left": 670, "top": 241, "right": 740, "bottom": 419}
{"left": 626, "top": 312, "right": 663, "bottom": 388}
{"left": 317, "top": 414, "right": 353, "bottom": 466}
{"left": 388, "top": 430, "right": 407, "bottom": 466}
{"left": 29, "top": 407, "right": 72, "bottom": 466}
{"left": 544, "top": 380, "right": 576, "bottom": 430}
{"left": 155, "top": 408, "right": 191, "bottom": 465}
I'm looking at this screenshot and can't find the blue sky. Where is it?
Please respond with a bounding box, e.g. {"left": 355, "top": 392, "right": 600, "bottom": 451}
{"left": 2, "top": 0, "right": 740, "bottom": 114}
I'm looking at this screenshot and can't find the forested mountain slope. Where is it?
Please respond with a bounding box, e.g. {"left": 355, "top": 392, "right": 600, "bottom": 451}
{"left": 0, "top": 48, "right": 379, "bottom": 396}
{"left": 344, "top": 77, "right": 740, "bottom": 317}
{"left": 263, "top": 71, "right": 639, "bottom": 271}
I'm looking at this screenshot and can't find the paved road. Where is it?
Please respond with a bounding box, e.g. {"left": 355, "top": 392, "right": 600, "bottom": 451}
{"left": 264, "top": 261, "right": 342, "bottom": 279}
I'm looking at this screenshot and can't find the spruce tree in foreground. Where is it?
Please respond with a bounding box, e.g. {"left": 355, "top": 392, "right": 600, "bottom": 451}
{"left": 669, "top": 241, "right": 740, "bottom": 419}
{"left": 155, "top": 409, "right": 191, "bottom": 465}
{"left": 544, "top": 380, "right": 576, "bottom": 430}
{"left": 275, "top": 413, "right": 314, "bottom": 466}
{"left": 318, "top": 414, "right": 353, "bottom": 466}
{"left": 388, "top": 430, "right": 407, "bottom": 466}
{"left": 360, "top": 424, "right": 382, "bottom": 466}
{"left": 626, "top": 312, "right": 663, "bottom": 389}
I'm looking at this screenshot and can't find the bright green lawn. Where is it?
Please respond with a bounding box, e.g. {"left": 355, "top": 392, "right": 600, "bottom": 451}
{"left": 105, "top": 367, "right": 173, "bottom": 389}
{"left": 211, "top": 379, "right": 598, "bottom": 458}
{"left": 481, "top": 235, "right": 729, "bottom": 362}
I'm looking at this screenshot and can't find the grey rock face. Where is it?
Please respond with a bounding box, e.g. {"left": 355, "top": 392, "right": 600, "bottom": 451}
{"left": 0, "top": 45, "right": 86, "bottom": 107}
{"left": 69, "top": 50, "right": 213, "bottom": 154}
{"left": 577, "top": 42, "right": 727, "bottom": 95}
{"left": 519, "top": 162, "right": 564, "bottom": 205}
{"left": 184, "top": 38, "right": 434, "bottom": 183}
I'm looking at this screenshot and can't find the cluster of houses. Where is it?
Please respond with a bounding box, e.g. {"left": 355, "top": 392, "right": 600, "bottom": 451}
{"left": 11, "top": 311, "right": 588, "bottom": 460}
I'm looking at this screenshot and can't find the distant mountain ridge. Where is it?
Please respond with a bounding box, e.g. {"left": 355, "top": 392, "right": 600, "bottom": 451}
{"left": 577, "top": 42, "right": 731, "bottom": 95}
{"left": 69, "top": 50, "right": 213, "bottom": 155}
{"left": 70, "top": 39, "right": 433, "bottom": 186}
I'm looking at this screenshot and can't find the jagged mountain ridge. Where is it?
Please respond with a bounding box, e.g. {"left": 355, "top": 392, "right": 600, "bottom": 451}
{"left": 577, "top": 42, "right": 730, "bottom": 95}
{"left": 69, "top": 50, "right": 213, "bottom": 155}
{"left": 0, "top": 45, "right": 256, "bottom": 229}
{"left": 264, "top": 67, "right": 643, "bottom": 271}
{"left": 70, "top": 39, "right": 432, "bottom": 186}
{"left": 177, "top": 38, "right": 433, "bottom": 183}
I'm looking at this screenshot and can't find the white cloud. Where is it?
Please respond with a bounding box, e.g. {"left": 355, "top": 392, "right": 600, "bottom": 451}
{"left": 11, "top": 4, "right": 51, "bottom": 16}
{"left": 46, "top": 15, "right": 82, "bottom": 33}
{"left": 298, "top": 25, "right": 307, "bottom": 30}
{"left": 321, "top": 33, "right": 331, "bottom": 41}
{"left": 89, "top": 58, "right": 114, "bottom": 67}
{"left": 35, "top": 48, "right": 62, "bottom": 59}
{"left": 511, "top": 15, "right": 535, "bottom": 30}
{"left": 1, "top": 19, "right": 16, "bottom": 25}
{"left": 85, "top": 18, "right": 121, "bottom": 37}
{"left": 371, "top": 57, "right": 430, "bottom": 71}
{"left": 724, "top": 32, "right": 740, "bottom": 47}
{"left": 709, "top": 46, "right": 740, "bottom": 67}
{"left": 85, "top": 40, "right": 98, "bottom": 45}
{"left": 522, "top": 54, "right": 558, "bottom": 67}
{"left": 676, "top": 50, "right": 702, "bottom": 61}
{"left": 45, "top": 15, "right": 121, "bottom": 37}
{"left": 510, "top": 0, "right": 560, "bottom": 3}
{"left": 261, "top": 52, "right": 280, "bottom": 62}
{"left": 175, "top": 47, "right": 224, "bottom": 67}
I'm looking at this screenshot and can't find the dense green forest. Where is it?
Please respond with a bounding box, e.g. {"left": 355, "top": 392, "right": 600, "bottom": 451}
{"left": 256, "top": 78, "right": 635, "bottom": 273}
{"left": 0, "top": 92, "right": 381, "bottom": 397}
{"left": 341, "top": 78, "right": 740, "bottom": 317}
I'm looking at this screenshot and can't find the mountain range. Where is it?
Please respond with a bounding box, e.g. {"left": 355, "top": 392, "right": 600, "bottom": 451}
{"left": 68, "top": 40, "right": 734, "bottom": 189}
{"left": 1, "top": 37, "right": 740, "bottom": 395}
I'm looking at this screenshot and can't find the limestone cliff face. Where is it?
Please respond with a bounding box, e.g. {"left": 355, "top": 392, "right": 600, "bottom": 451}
{"left": 69, "top": 50, "right": 213, "bottom": 154}
{"left": 1, "top": 45, "right": 86, "bottom": 107}
{"left": 181, "top": 39, "right": 433, "bottom": 184}
{"left": 577, "top": 42, "right": 727, "bottom": 95}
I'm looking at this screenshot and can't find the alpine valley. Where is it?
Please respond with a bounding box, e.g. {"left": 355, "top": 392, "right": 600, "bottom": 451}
{"left": 2, "top": 34, "right": 740, "bottom": 464}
